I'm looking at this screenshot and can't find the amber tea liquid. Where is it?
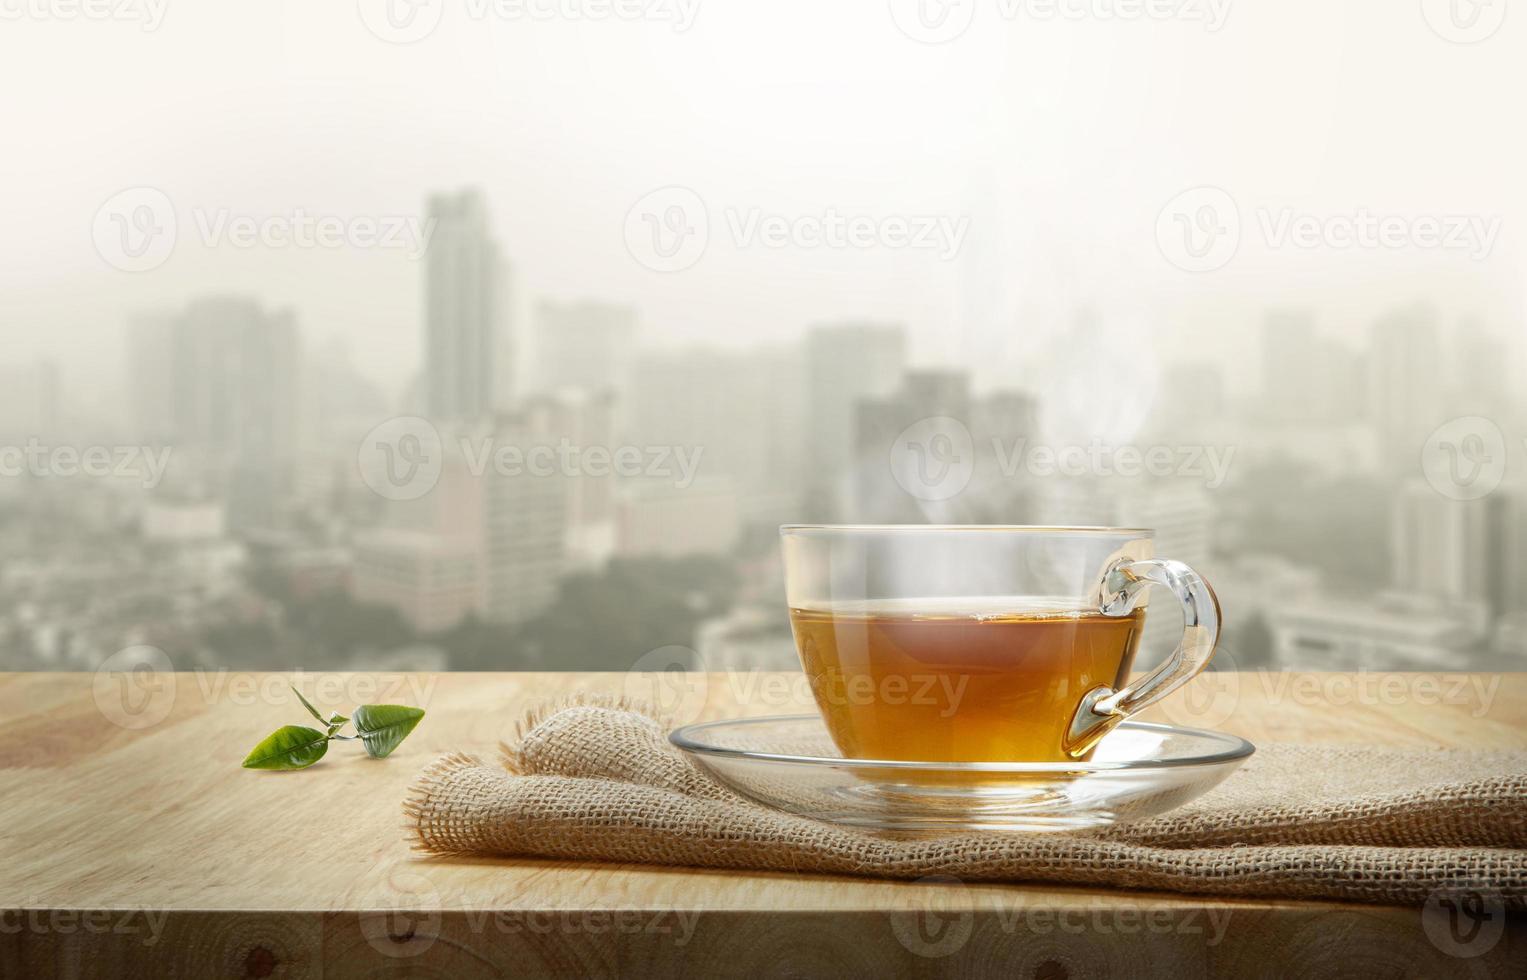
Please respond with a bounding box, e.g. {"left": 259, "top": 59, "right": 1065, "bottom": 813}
{"left": 790, "top": 600, "right": 1146, "bottom": 763}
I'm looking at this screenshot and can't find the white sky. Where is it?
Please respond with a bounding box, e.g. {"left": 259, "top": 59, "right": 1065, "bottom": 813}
{"left": 2, "top": 0, "right": 1524, "bottom": 414}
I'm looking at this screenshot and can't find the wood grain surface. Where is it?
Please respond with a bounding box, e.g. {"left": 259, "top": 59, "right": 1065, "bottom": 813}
{"left": 1, "top": 670, "right": 1523, "bottom": 978}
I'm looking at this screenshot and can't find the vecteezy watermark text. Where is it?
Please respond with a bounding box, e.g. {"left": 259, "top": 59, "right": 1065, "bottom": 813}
{"left": 0, "top": 0, "right": 168, "bottom": 30}
{"left": 356, "top": 0, "right": 699, "bottom": 44}
{"left": 888, "top": 0, "right": 1230, "bottom": 44}
{"left": 0, "top": 439, "right": 171, "bottom": 489}
{"left": 994, "top": 438, "right": 1234, "bottom": 487}
{"left": 623, "top": 186, "right": 969, "bottom": 272}
{"left": 1156, "top": 186, "right": 1503, "bottom": 272}
{"left": 92, "top": 186, "right": 436, "bottom": 272}
{"left": 725, "top": 208, "right": 970, "bottom": 260}
{"left": 458, "top": 437, "right": 703, "bottom": 487}
{"left": 357, "top": 416, "right": 704, "bottom": 501}
{"left": 888, "top": 416, "right": 1236, "bottom": 503}
{"left": 888, "top": 875, "right": 1234, "bottom": 960}
{"left": 0, "top": 908, "right": 170, "bottom": 948}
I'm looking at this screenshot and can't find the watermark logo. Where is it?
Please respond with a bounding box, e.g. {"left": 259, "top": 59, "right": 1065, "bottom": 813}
{"left": 1421, "top": 880, "right": 1505, "bottom": 957}
{"left": 93, "top": 645, "right": 176, "bottom": 730}
{"left": 625, "top": 186, "right": 709, "bottom": 272}
{"left": 890, "top": 416, "right": 975, "bottom": 502}
{"left": 1156, "top": 643, "right": 1240, "bottom": 730}
{"left": 888, "top": 0, "right": 977, "bottom": 44}
{"left": 1156, "top": 185, "right": 1239, "bottom": 272}
{"left": 92, "top": 187, "right": 177, "bottom": 272}
{"left": 1421, "top": 416, "right": 1506, "bottom": 501}
{"left": 358, "top": 417, "right": 444, "bottom": 502}
{"left": 1420, "top": 0, "right": 1506, "bottom": 44}
{"left": 357, "top": 0, "right": 446, "bottom": 43}
{"left": 358, "top": 870, "right": 443, "bottom": 959}
{"left": 888, "top": 875, "right": 974, "bottom": 958}
{"left": 623, "top": 645, "right": 710, "bottom": 727}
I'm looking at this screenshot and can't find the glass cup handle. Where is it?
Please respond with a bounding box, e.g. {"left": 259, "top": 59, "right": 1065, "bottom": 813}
{"left": 1064, "top": 557, "right": 1222, "bottom": 757}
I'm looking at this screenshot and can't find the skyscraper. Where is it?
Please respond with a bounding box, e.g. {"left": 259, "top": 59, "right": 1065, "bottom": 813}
{"left": 1391, "top": 479, "right": 1507, "bottom": 620}
{"left": 532, "top": 299, "right": 637, "bottom": 399}
{"left": 425, "top": 188, "right": 507, "bottom": 422}
{"left": 0, "top": 359, "right": 61, "bottom": 444}
{"left": 172, "top": 297, "right": 301, "bottom": 469}
{"left": 128, "top": 296, "right": 302, "bottom": 527}
{"left": 804, "top": 321, "right": 907, "bottom": 517}
{"left": 480, "top": 408, "right": 569, "bottom": 628}
{"left": 853, "top": 369, "right": 971, "bottom": 522}
{"left": 625, "top": 344, "right": 801, "bottom": 511}
{"left": 1369, "top": 304, "right": 1443, "bottom": 469}
{"left": 1259, "top": 311, "right": 1366, "bottom": 428}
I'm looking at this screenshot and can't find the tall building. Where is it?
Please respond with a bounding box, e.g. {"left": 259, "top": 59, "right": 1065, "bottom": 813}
{"left": 625, "top": 343, "right": 806, "bottom": 518}
{"left": 0, "top": 359, "right": 61, "bottom": 444}
{"left": 1259, "top": 311, "right": 1366, "bottom": 427}
{"left": 1154, "top": 360, "right": 1226, "bottom": 434}
{"left": 353, "top": 409, "right": 569, "bottom": 631}
{"left": 853, "top": 369, "right": 971, "bottom": 522}
{"left": 171, "top": 297, "right": 301, "bottom": 467}
{"left": 1452, "top": 317, "right": 1513, "bottom": 420}
{"left": 350, "top": 427, "right": 488, "bottom": 632}
{"left": 1268, "top": 595, "right": 1482, "bottom": 670}
{"left": 128, "top": 314, "right": 178, "bottom": 442}
{"left": 616, "top": 477, "right": 740, "bottom": 558}
{"left": 526, "top": 389, "right": 619, "bottom": 570}
{"left": 1369, "top": 304, "right": 1443, "bottom": 469}
{"left": 804, "top": 322, "right": 907, "bottom": 516}
{"left": 349, "top": 529, "right": 482, "bottom": 633}
{"left": 479, "top": 407, "right": 570, "bottom": 627}
{"left": 533, "top": 300, "right": 637, "bottom": 400}
{"left": 1391, "top": 479, "right": 1508, "bottom": 620}
{"left": 424, "top": 188, "right": 507, "bottom": 422}
{"left": 850, "top": 373, "right": 1040, "bottom": 523}
{"left": 125, "top": 297, "right": 302, "bottom": 528}
{"left": 968, "top": 389, "right": 1041, "bottom": 520}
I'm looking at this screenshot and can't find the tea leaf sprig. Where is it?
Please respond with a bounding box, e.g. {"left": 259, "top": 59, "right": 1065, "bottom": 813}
{"left": 241, "top": 685, "right": 425, "bottom": 771}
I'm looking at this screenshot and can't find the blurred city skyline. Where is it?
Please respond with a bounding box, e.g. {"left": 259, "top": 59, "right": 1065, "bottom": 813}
{"left": 3, "top": 2, "right": 1525, "bottom": 678}
{"left": 2, "top": 178, "right": 1524, "bottom": 678}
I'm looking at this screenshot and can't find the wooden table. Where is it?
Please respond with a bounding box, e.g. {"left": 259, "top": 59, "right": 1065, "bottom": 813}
{"left": 1, "top": 670, "right": 1523, "bottom": 978}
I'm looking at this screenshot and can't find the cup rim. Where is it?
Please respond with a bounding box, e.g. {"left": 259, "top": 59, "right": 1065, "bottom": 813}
{"left": 779, "top": 523, "right": 1153, "bottom": 536}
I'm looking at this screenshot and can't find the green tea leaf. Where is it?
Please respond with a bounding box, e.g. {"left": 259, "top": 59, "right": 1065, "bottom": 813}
{"left": 241, "top": 725, "right": 330, "bottom": 770}
{"left": 290, "top": 685, "right": 327, "bottom": 726}
{"left": 325, "top": 712, "right": 348, "bottom": 737}
{"left": 352, "top": 704, "right": 425, "bottom": 759}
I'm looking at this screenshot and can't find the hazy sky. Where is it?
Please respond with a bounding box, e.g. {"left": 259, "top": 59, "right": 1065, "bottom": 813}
{"left": 3, "top": 0, "right": 1524, "bottom": 415}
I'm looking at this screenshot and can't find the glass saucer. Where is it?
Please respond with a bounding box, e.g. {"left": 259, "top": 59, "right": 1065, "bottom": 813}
{"left": 669, "top": 715, "right": 1254, "bottom": 833}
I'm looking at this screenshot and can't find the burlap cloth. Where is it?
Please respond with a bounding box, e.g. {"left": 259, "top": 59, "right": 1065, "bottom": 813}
{"left": 403, "top": 699, "right": 1527, "bottom": 907}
